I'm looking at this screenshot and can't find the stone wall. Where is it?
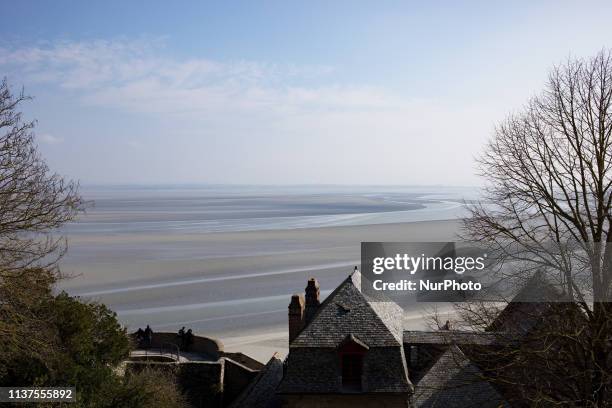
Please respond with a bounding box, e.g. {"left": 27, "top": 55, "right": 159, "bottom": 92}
{"left": 221, "top": 351, "right": 264, "bottom": 371}
{"left": 222, "top": 358, "right": 259, "bottom": 407}
{"left": 124, "top": 355, "right": 262, "bottom": 408}
{"left": 132, "top": 331, "right": 224, "bottom": 359}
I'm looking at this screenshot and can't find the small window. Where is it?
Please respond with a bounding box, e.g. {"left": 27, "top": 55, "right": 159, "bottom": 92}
{"left": 341, "top": 353, "right": 363, "bottom": 389}
{"left": 338, "top": 334, "right": 368, "bottom": 391}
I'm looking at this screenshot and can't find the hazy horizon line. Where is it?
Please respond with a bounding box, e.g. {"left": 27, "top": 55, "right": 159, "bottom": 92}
{"left": 79, "top": 182, "right": 481, "bottom": 189}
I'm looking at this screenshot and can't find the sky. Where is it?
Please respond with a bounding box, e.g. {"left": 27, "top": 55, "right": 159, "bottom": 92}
{"left": 1, "top": 1, "right": 612, "bottom": 186}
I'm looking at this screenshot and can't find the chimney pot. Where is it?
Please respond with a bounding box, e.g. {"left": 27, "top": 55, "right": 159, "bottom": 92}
{"left": 304, "top": 278, "right": 321, "bottom": 324}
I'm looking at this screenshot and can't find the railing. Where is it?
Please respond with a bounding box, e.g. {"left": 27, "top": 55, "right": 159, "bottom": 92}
{"left": 161, "top": 342, "right": 181, "bottom": 361}
{"left": 139, "top": 342, "right": 181, "bottom": 362}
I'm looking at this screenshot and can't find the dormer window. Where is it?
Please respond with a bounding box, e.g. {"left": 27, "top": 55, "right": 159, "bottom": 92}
{"left": 341, "top": 353, "right": 363, "bottom": 388}
{"left": 338, "top": 333, "right": 369, "bottom": 392}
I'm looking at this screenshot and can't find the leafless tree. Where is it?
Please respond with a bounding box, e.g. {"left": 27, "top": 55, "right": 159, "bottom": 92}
{"left": 0, "top": 78, "right": 84, "bottom": 366}
{"left": 456, "top": 50, "right": 612, "bottom": 406}
{"left": 0, "top": 78, "right": 84, "bottom": 276}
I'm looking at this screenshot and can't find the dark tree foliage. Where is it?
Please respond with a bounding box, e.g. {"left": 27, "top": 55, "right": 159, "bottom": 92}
{"left": 0, "top": 289, "right": 130, "bottom": 405}
{"left": 119, "top": 368, "right": 189, "bottom": 408}
{"left": 1, "top": 288, "right": 187, "bottom": 408}
{"left": 0, "top": 80, "right": 187, "bottom": 407}
{"left": 0, "top": 268, "right": 56, "bottom": 379}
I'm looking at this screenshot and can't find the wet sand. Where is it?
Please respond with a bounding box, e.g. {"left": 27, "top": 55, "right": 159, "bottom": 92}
{"left": 60, "top": 218, "right": 461, "bottom": 362}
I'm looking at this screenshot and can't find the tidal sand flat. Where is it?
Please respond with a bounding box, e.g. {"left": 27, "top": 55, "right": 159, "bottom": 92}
{"left": 59, "top": 186, "right": 469, "bottom": 361}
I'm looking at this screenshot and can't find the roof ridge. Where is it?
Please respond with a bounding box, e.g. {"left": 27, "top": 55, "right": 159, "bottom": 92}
{"left": 291, "top": 269, "right": 403, "bottom": 347}
{"left": 415, "top": 345, "right": 508, "bottom": 407}
{"left": 357, "top": 270, "right": 404, "bottom": 343}
{"left": 294, "top": 273, "right": 355, "bottom": 336}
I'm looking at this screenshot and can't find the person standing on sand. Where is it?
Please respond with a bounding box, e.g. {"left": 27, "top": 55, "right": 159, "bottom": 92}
{"left": 135, "top": 328, "right": 145, "bottom": 348}
{"left": 144, "top": 325, "right": 153, "bottom": 348}
{"left": 185, "top": 329, "right": 194, "bottom": 352}
{"left": 178, "top": 327, "right": 186, "bottom": 350}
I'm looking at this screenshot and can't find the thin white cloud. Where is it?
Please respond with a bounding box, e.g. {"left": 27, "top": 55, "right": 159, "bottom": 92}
{"left": 0, "top": 38, "right": 495, "bottom": 184}
{"left": 0, "top": 39, "right": 399, "bottom": 116}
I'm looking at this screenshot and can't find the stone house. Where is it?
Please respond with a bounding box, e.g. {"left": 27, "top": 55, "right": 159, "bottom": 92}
{"left": 218, "top": 269, "right": 576, "bottom": 407}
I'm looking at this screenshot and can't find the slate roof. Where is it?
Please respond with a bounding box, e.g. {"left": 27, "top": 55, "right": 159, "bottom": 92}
{"left": 414, "top": 346, "right": 509, "bottom": 408}
{"left": 229, "top": 353, "right": 283, "bottom": 408}
{"left": 291, "top": 270, "right": 404, "bottom": 348}
{"left": 279, "top": 270, "right": 412, "bottom": 395}
{"left": 274, "top": 268, "right": 568, "bottom": 404}
{"left": 488, "top": 270, "right": 567, "bottom": 334}
{"left": 403, "top": 330, "right": 497, "bottom": 346}
{"left": 509, "top": 270, "right": 563, "bottom": 303}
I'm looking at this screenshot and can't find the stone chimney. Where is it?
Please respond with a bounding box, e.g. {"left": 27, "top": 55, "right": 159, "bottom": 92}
{"left": 304, "top": 277, "right": 320, "bottom": 324}
{"left": 288, "top": 294, "right": 305, "bottom": 343}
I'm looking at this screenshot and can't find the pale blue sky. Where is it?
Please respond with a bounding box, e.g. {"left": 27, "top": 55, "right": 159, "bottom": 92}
{"left": 2, "top": 1, "right": 612, "bottom": 185}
